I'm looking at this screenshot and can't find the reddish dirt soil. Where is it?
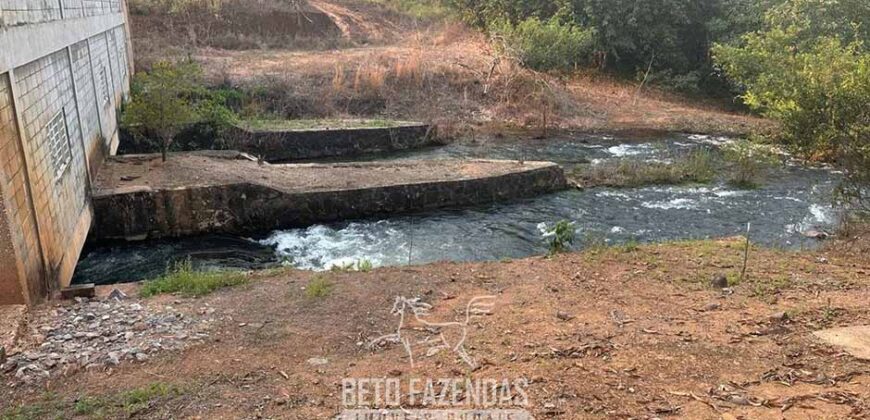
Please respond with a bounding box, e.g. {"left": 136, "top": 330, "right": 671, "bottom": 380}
{"left": 2, "top": 238, "right": 869, "bottom": 419}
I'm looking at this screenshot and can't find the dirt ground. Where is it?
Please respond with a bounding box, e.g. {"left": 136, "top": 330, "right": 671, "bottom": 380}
{"left": 94, "top": 152, "right": 557, "bottom": 193}
{"left": 132, "top": 0, "right": 768, "bottom": 137}
{"left": 2, "top": 237, "right": 868, "bottom": 419}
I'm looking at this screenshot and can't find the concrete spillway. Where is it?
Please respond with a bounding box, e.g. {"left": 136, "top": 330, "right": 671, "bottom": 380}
{"left": 90, "top": 152, "right": 567, "bottom": 241}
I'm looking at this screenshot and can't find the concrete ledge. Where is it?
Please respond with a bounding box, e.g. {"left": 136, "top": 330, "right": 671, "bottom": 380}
{"left": 126, "top": 122, "right": 438, "bottom": 161}
{"left": 90, "top": 153, "right": 567, "bottom": 241}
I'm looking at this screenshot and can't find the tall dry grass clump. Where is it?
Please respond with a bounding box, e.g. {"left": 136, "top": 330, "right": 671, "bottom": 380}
{"left": 393, "top": 52, "right": 425, "bottom": 87}
{"left": 352, "top": 63, "right": 388, "bottom": 94}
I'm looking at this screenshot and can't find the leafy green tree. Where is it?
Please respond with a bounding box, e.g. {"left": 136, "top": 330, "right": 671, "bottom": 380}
{"left": 122, "top": 60, "right": 233, "bottom": 161}
{"left": 444, "top": 0, "right": 757, "bottom": 91}
{"left": 714, "top": 0, "right": 870, "bottom": 208}
{"left": 489, "top": 16, "right": 594, "bottom": 71}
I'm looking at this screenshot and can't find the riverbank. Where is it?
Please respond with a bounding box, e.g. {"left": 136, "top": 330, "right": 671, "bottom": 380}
{"left": 2, "top": 237, "right": 868, "bottom": 418}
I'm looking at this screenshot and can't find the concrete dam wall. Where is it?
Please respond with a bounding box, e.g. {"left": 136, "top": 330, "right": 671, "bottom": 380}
{"left": 0, "top": 1, "right": 132, "bottom": 304}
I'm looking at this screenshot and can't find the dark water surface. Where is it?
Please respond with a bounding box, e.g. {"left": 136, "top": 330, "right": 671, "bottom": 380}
{"left": 74, "top": 133, "right": 839, "bottom": 284}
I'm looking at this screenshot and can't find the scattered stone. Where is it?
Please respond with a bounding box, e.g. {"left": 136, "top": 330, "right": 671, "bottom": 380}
{"left": 702, "top": 303, "right": 721, "bottom": 312}
{"left": 555, "top": 311, "right": 574, "bottom": 321}
{"left": 769, "top": 311, "right": 788, "bottom": 322}
{"left": 0, "top": 346, "right": 5, "bottom": 365}
{"left": 108, "top": 289, "right": 128, "bottom": 301}
{"left": 813, "top": 325, "right": 870, "bottom": 360}
{"left": 710, "top": 273, "right": 728, "bottom": 289}
{"left": 306, "top": 357, "right": 329, "bottom": 366}
{"left": 1, "top": 297, "right": 209, "bottom": 383}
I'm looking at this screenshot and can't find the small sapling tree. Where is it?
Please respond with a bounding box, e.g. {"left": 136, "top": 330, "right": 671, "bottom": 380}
{"left": 122, "top": 59, "right": 231, "bottom": 161}
{"left": 542, "top": 220, "right": 576, "bottom": 255}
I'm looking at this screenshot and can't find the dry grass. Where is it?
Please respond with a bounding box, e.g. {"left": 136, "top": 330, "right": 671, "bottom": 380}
{"left": 133, "top": 0, "right": 768, "bottom": 135}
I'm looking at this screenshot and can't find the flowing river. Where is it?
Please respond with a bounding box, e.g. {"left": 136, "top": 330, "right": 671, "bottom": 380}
{"left": 73, "top": 133, "right": 840, "bottom": 285}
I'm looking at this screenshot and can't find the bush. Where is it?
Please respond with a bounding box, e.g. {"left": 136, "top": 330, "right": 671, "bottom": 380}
{"left": 573, "top": 148, "right": 716, "bottom": 188}
{"left": 305, "top": 276, "right": 333, "bottom": 298}
{"left": 489, "top": 17, "right": 594, "bottom": 71}
{"left": 714, "top": 0, "right": 870, "bottom": 201}
{"left": 121, "top": 59, "right": 236, "bottom": 161}
{"left": 373, "top": 0, "right": 453, "bottom": 20}
{"left": 541, "top": 220, "right": 576, "bottom": 254}
{"left": 721, "top": 139, "right": 780, "bottom": 189}
{"left": 327, "top": 258, "right": 375, "bottom": 272}
{"left": 140, "top": 260, "right": 246, "bottom": 297}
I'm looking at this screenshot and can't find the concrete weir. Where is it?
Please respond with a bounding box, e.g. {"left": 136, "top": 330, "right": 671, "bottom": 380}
{"left": 226, "top": 122, "right": 435, "bottom": 161}
{"left": 91, "top": 152, "right": 567, "bottom": 241}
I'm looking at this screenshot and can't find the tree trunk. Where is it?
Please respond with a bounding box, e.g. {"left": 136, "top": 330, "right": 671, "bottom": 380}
{"left": 162, "top": 135, "right": 172, "bottom": 162}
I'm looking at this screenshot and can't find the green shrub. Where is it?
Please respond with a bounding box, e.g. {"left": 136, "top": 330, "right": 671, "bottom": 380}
{"left": 140, "top": 260, "right": 246, "bottom": 297}
{"left": 357, "top": 259, "right": 374, "bottom": 272}
{"left": 121, "top": 59, "right": 237, "bottom": 161}
{"left": 542, "top": 220, "right": 576, "bottom": 254}
{"left": 373, "top": 0, "right": 452, "bottom": 20}
{"left": 305, "top": 276, "right": 333, "bottom": 298}
{"left": 489, "top": 17, "right": 594, "bottom": 71}
{"left": 328, "top": 259, "right": 374, "bottom": 272}
{"left": 721, "top": 139, "right": 780, "bottom": 189}
{"left": 714, "top": 0, "right": 870, "bottom": 206}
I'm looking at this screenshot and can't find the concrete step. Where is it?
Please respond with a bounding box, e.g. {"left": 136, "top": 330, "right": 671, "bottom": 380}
{"left": 90, "top": 153, "right": 567, "bottom": 241}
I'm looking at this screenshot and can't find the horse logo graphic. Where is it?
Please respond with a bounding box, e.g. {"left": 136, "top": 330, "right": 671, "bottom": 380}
{"left": 371, "top": 295, "right": 497, "bottom": 369}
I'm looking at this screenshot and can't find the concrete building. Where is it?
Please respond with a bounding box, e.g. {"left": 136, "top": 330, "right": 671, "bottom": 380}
{"left": 0, "top": 0, "right": 132, "bottom": 304}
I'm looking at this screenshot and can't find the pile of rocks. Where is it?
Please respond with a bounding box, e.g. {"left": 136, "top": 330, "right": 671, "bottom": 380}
{"left": 1, "top": 295, "right": 211, "bottom": 384}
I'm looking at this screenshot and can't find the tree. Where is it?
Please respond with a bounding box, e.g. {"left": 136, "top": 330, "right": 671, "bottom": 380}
{"left": 714, "top": 0, "right": 870, "bottom": 209}
{"left": 122, "top": 59, "right": 211, "bottom": 162}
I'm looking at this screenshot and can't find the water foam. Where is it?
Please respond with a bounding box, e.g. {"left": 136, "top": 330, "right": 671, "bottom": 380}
{"left": 259, "top": 222, "right": 404, "bottom": 271}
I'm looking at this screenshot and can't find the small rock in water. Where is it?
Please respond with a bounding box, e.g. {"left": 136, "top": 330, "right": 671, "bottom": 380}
{"left": 710, "top": 273, "right": 728, "bottom": 289}
{"left": 803, "top": 229, "right": 829, "bottom": 240}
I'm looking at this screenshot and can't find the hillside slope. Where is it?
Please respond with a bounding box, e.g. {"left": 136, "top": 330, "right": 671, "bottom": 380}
{"left": 130, "top": 0, "right": 767, "bottom": 135}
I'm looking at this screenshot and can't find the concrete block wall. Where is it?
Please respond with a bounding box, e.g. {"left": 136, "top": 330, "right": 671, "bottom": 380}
{"left": 13, "top": 49, "right": 91, "bottom": 295}
{"left": 0, "top": 0, "right": 130, "bottom": 304}
{"left": 0, "top": 73, "right": 45, "bottom": 305}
